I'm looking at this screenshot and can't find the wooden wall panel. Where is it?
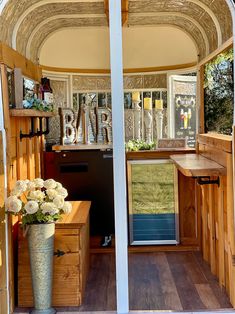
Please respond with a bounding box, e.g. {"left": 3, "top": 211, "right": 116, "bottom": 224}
{"left": 198, "top": 134, "right": 235, "bottom": 307}
{"left": 178, "top": 172, "right": 199, "bottom": 246}
{"left": 10, "top": 116, "right": 44, "bottom": 182}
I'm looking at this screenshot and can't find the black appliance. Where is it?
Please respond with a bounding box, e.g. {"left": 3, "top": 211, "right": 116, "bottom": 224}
{"left": 44, "top": 150, "right": 114, "bottom": 236}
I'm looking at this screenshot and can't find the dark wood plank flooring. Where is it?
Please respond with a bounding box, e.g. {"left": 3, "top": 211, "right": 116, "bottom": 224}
{"left": 55, "top": 251, "right": 232, "bottom": 312}
{"left": 15, "top": 251, "right": 232, "bottom": 313}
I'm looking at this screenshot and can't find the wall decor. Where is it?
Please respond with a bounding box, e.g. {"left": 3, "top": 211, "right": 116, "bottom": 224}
{"left": 59, "top": 106, "right": 112, "bottom": 145}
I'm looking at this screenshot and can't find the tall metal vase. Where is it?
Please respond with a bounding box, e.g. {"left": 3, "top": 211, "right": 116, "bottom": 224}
{"left": 27, "top": 223, "right": 56, "bottom": 314}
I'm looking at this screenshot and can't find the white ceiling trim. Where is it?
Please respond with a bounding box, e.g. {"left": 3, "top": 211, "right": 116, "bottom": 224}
{"left": 130, "top": 12, "right": 209, "bottom": 55}
{"left": 0, "top": 0, "right": 7, "bottom": 14}
{"left": 33, "top": 24, "right": 200, "bottom": 64}
{"left": 11, "top": 0, "right": 104, "bottom": 49}
{"left": 25, "top": 14, "right": 106, "bottom": 58}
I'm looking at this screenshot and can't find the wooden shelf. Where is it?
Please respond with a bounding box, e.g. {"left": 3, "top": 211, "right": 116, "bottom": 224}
{"left": 10, "top": 108, "right": 55, "bottom": 118}
{"left": 170, "top": 153, "right": 226, "bottom": 177}
{"left": 52, "top": 143, "right": 113, "bottom": 151}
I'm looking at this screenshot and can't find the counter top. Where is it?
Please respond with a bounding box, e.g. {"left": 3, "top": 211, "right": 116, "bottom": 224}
{"left": 170, "top": 154, "right": 226, "bottom": 177}
{"left": 56, "top": 200, "right": 91, "bottom": 228}
{"left": 52, "top": 143, "right": 112, "bottom": 151}
{"left": 126, "top": 148, "right": 195, "bottom": 160}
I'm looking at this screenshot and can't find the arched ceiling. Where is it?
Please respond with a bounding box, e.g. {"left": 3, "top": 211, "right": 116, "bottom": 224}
{"left": 0, "top": 0, "right": 233, "bottom": 64}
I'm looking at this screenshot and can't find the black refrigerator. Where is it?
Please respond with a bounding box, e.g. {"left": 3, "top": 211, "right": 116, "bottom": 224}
{"left": 44, "top": 149, "right": 114, "bottom": 236}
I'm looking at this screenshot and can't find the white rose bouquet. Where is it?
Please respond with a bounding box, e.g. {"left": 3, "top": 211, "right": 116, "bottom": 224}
{"left": 5, "top": 178, "right": 72, "bottom": 225}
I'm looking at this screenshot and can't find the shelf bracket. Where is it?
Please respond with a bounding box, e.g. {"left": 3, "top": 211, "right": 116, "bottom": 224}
{"left": 197, "top": 176, "right": 220, "bottom": 187}
{"left": 20, "top": 117, "right": 36, "bottom": 140}
{"left": 21, "top": 117, "right": 50, "bottom": 140}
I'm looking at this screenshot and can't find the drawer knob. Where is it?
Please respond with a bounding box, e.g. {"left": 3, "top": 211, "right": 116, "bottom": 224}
{"left": 54, "top": 249, "right": 65, "bottom": 257}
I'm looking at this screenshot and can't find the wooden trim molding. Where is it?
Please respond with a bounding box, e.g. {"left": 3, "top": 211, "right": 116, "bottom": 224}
{"left": 41, "top": 62, "right": 197, "bottom": 75}
{"left": 0, "top": 42, "right": 42, "bottom": 81}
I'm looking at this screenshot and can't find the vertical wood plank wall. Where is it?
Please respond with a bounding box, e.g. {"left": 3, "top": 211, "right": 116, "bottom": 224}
{"left": 198, "top": 134, "right": 235, "bottom": 306}
{"left": 0, "top": 56, "right": 44, "bottom": 314}
{"left": 10, "top": 116, "right": 43, "bottom": 187}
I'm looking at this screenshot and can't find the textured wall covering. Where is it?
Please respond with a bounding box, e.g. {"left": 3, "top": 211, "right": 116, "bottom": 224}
{"left": 16, "top": 3, "right": 106, "bottom": 55}
{"left": 0, "top": 0, "right": 233, "bottom": 63}
{"left": 45, "top": 79, "right": 68, "bottom": 144}
{"left": 129, "top": 0, "right": 218, "bottom": 53}
{"left": 73, "top": 74, "right": 167, "bottom": 91}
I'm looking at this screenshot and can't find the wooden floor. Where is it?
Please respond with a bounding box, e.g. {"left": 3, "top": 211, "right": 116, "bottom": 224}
{"left": 15, "top": 251, "right": 232, "bottom": 313}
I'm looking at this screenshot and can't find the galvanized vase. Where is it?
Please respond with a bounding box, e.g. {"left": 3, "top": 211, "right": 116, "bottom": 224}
{"left": 27, "top": 223, "right": 56, "bottom": 314}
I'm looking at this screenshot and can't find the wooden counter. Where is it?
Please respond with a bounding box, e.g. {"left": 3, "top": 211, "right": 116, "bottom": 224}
{"left": 170, "top": 153, "right": 226, "bottom": 177}
{"left": 126, "top": 147, "right": 195, "bottom": 160}
{"left": 18, "top": 201, "right": 90, "bottom": 307}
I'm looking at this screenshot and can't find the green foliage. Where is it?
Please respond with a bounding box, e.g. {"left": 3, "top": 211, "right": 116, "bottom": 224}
{"left": 204, "top": 48, "right": 233, "bottom": 135}
{"left": 22, "top": 212, "right": 60, "bottom": 225}
{"left": 23, "top": 93, "right": 54, "bottom": 112}
{"left": 125, "top": 139, "right": 156, "bottom": 151}
{"left": 131, "top": 163, "right": 174, "bottom": 214}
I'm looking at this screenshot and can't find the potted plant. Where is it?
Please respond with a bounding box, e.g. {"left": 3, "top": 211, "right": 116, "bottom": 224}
{"left": 5, "top": 178, "right": 72, "bottom": 314}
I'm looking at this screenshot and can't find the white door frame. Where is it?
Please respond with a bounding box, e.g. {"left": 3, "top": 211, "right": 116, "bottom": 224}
{"left": 109, "top": 0, "right": 129, "bottom": 313}
{"left": 0, "top": 68, "right": 10, "bottom": 314}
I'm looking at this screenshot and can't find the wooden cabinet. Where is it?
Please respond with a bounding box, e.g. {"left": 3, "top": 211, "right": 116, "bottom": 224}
{"left": 18, "top": 201, "right": 90, "bottom": 307}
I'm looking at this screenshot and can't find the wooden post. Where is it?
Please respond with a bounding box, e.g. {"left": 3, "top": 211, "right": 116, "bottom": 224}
{"left": 109, "top": 0, "right": 129, "bottom": 313}
{"left": 199, "top": 65, "right": 205, "bottom": 134}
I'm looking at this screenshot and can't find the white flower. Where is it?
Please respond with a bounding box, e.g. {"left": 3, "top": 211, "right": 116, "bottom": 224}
{"left": 6, "top": 196, "right": 22, "bottom": 213}
{"left": 10, "top": 187, "right": 22, "bottom": 197}
{"left": 15, "top": 180, "right": 28, "bottom": 193}
{"left": 25, "top": 201, "right": 39, "bottom": 214}
{"left": 56, "top": 187, "right": 68, "bottom": 198}
{"left": 41, "top": 203, "right": 59, "bottom": 215}
{"left": 46, "top": 189, "right": 58, "bottom": 200}
{"left": 44, "top": 179, "right": 57, "bottom": 190}
{"left": 33, "top": 178, "right": 44, "bottom": 188}
{"left": 56, "top": 182, "right": 62, "bottom": 189}
{"left": 62, "top": 202, "right": 72, "bottom": 214}
{"left": 53, "top": 195, "right": 64, "bottom": 209}
{"left": 27, "top": 181, "right": 36, "bottom": 191}
{"left": 29, "top": 190, "right": 45, "bottom": 202}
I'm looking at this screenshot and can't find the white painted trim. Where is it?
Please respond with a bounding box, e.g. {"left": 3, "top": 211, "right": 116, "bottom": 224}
{"left": 0, "top": 0, "right": 8, "bottom": 14}
{"left": 0, "top": 68, "right": 10, "bottom": 314}
{"left": 168, "top": 74, "right": 197, "bottom": 139}
{"left": 25, "top": 14, "right": 106, "bottom": 58}
{"left": 109, "top": 0, "right": 129, "bottom": 313}
{"left": 11, "top": 0, "right": 104, "bottom": 49}
{"left": 130, "top": 12, "right": 209, "bottom": 55}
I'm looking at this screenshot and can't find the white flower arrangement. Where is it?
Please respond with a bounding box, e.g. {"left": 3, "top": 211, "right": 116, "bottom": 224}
{"left": 5, "top": 178, "right": 72, "bottom": 225}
